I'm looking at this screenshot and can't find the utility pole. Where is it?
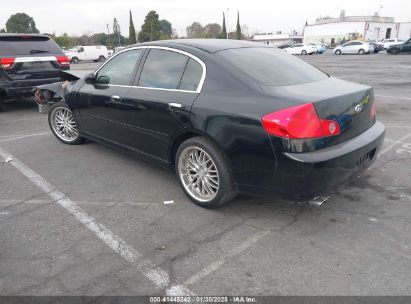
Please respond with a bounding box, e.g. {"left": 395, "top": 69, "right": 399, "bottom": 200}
{"left": 107, "top": 24, "right": 110, "bottom": 48}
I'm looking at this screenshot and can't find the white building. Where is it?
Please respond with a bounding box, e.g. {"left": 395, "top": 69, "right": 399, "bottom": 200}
{"left": 303, "top": 13, "right": 411, "bottom": 46}
{"left": 251, "top": 32, "right": 303, "bottom": 46}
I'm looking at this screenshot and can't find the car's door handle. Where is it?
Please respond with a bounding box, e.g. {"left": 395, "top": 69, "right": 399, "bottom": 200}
{"left": 168, "top": 103, "right": 185, "bottom": 110}
{"left": 110, "top": 95, "right": 121, "bottom": 103}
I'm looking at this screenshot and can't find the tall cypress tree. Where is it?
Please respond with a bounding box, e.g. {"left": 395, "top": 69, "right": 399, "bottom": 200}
{"left": 220, "top": 12, "right": 227, "bottom": 39}
{"left": 236, "top": 11, "right": 241, "bottom": 40}
{"left": 129, "top": 10, "right": 137, "bottom": 44}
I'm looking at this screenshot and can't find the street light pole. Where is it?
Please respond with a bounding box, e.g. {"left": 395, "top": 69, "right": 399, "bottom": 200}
{"left": 226, "top": 8, "right": 230, "bottom": 39}
{"left": 107, "top": 24, "right": 110, "bottom": 48}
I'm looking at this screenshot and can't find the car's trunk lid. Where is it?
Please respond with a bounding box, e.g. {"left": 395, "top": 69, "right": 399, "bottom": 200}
{"left": 262, "top": 77, "right": 375, "bottom": 151}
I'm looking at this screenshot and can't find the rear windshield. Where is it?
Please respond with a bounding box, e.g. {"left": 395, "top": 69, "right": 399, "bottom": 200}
{"left": 0, "top": 36, "right": 63, "bottom": 56}
{"left": 218, "top": 47, "right": 328, "bottom": 86}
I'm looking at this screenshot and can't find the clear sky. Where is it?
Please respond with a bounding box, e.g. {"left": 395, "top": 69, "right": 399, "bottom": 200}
{"left": 1, "top": 0, "right": 410, "bottom": 36}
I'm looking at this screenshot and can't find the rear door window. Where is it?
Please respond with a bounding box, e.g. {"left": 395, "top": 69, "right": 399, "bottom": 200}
{"left": 139, "top": 49, "right": 189, "bottom": 90}
{"left": 0, "top": 35, "right": 63, "bottom": 56}
{"left": 179, "top": 58, "right": 203, "bottom": 91}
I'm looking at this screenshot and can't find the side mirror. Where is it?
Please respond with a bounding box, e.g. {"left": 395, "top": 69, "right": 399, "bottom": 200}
{"left": 84, "top": 73, "right": 96, "bottom": 84}
{"left": 96, "top": 75, "right": 110, "bottom": 85}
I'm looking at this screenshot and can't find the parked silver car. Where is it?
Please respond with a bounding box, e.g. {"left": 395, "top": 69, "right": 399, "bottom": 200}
{"left": 334, "top": 41, "right": 374, "bottom": 55}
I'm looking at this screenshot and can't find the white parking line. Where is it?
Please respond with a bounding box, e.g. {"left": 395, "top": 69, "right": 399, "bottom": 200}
{"left": 0, "top": 118, "right": 36, "bottom": 124}
{"left": 0, "top": 146, "right": 193, "bottom": 296}
{"left": 378, "top": 132, "right": 411, "bottom": 158}
{"left": 375, "top": 95, "right": 411, "bottom": 101}
{"left": 168, "top": 229, "right": 270, "bottom": 291}
{"left": 0, "top": 132, "right": 49, "bottom": 143}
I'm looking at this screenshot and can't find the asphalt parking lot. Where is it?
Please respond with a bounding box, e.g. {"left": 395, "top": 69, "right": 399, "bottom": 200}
{"left": 1, "top": 52, "right": 411, "bottom": 296}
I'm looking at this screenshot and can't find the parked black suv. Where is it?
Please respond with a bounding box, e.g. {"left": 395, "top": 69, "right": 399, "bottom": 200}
{"left": 387, "top": 38, "right": 411, "bottom": 54}
{"left": 0, "top": 34, "right": 70, "bottom": 108}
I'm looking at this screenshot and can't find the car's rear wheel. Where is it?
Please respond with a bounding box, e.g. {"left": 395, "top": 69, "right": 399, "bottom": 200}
{"left": 176, "top": 137, "right": 236, "bottom": 208}
{"left": 48, "top": 102, "right": 84, "bottom": 145}
{"left": 98, "top": 55, "right": 106, "bottom": 62}
{"left": 71, "top": 57, "right": 79, "bottom": 64}
{"left": 358, "top": 49, "right": 365, "bottom": 55}
{"left": 391, "top": 48, "right": 399, "bottom": 55}
{"left": 301, "top": 50, "right": 307, "bottom": 55}
{"left": 335, "top": 49, "right": 342, "bottom": 55}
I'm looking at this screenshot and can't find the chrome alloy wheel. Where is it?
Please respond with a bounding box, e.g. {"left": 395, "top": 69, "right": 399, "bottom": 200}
{"left": 178, "top": 146, "right": 220, "bottom": 202}
{"left": 50, "top": 107, "right": 79, "bottom": 142}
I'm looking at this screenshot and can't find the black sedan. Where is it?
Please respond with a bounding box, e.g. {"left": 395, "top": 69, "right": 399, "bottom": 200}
{"left": 36, "top": 40, "right": 385, "bottom": 208}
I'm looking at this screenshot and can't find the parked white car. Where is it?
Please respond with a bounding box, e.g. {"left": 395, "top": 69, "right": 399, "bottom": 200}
{"left": 283, "top": 44, "right": 317, "bottom": 55}
{"left": 334, "top": 41, "right": 374, "bottom": 55}
{"left": 65, "top": 45, "right": 108, "bottom": 64}
{"left": 381, "top": 38, "right": 405, "bottom": 49}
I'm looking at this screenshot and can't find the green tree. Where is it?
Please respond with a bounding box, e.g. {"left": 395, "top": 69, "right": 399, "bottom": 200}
{"left": 219, "top": 12, "right": 227, "bottom": 39}
{"left": 6, "top": 13, "right": 39, "bottom": 33}
{"left": 0, "top": 28, "right": 6, "bottom": 33}
{"left": 54, "top": 33, "right": 74, "bottom": 49}
{"left": 92, "top": 32, "right": 127, "bottom": 48}
{"left": 159, "top": 19, "right": 172, "bottom": 38}
{"left": 186, "top": 22, "right": 204, "bottom": 38}
{"left": 236, "top": 11, "right": 242, "bottom": 40}
{"left": 138, "top": 11, "right": 161, "bottom": 42}
{"left": 113, "top": 18, "right": 122, "bottom": 46}
{"left": 129, "top": 10, "right": 137, "bottom": 44}
{"left": 203, "top": 23, "right": 221, "bottom": 38}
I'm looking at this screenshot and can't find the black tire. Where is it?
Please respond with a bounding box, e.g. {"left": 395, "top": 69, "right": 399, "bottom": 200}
{"left": 358, "top": 49, "right": 365, "bottom": 55}
{"left": 301, "top": 50, "right": 307, "bottom": 55}
{"left": 391, "top": 48, "right": 400, "bottom": 55}
{"left": 98, "top": 55, "right": 106, "bottom": 62}
{"left": 71, "top": 57, "right": 79, "bottom": 64}
{"left": 48, "top": 101, "right": 84, "bottom": 145}
{"left": 335, "top": 49, "right": 342, "bottom": 55}
{"left": 175, "top": 136, "right": 237, "bottom": 208}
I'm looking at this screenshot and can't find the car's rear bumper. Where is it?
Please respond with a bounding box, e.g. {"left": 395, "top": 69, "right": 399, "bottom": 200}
{"left": 265, "top": 121, "right": 385, "bottom": 200}
{"left": 3, "top": 78, "right": 62, "bottom": 97}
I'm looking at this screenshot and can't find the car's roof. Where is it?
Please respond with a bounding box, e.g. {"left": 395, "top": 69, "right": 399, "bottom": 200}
{"left": 133, "top": 39, "right": 270, "bottom": 54}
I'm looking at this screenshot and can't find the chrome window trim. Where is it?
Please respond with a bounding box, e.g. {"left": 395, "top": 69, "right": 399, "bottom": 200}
{"left": 93, "top": 45, "right": 206, "bottom": 94}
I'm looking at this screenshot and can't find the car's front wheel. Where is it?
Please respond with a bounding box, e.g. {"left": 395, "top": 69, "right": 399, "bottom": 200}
{"left": 358, "top": 49, "right": 365, "bottom": 55}
{"left": 301, "top": 50, "right": 307, "bottom": 55}
{"left": 71, "top": 57, "right": 79, "bottom": 64}
{"left": 98, "top": 55, "right": 106, "bottom": 62}
{"left": 48, "top": 102, "right": 84, "bottom": 145}
{"left": 335, "top": 49, "right": 342, "bottom": 55}
{"left": 176, "top": 137, "right": 236, "bottom": 208}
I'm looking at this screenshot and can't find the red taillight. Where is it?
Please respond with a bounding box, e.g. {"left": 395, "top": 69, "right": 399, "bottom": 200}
{"left": 370, "top": 103, "right": 376, "bottom": 120}
{"left": 261, "top": 103, "right": 340, "bottom": 139}
{"left": 56, "top": 56, "right": 70, "bottom": 66}
{"left": 1, "top": 57, "right": 15, "bottom": 69}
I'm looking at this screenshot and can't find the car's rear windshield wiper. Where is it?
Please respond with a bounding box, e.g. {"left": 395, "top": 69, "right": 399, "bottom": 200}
{"left": 30, "top": 50, "right": 49, "bottom": 54}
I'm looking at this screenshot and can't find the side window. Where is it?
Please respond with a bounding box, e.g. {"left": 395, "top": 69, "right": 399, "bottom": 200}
{"left": 139, "top": 49, "right": 188, "bottom": 89}
{"left": 96, "top": 49, "right": 143, "bottom": 85}
{"left": 353, "top": 42, "right": 362, "bottom": 45}
{"left": 179, "top": 59, "right": 203, "bottom": 91}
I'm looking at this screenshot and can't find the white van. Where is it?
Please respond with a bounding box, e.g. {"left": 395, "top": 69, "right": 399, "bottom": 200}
{"left": 65, "top": 45, "right": 108, "bottom": 64}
